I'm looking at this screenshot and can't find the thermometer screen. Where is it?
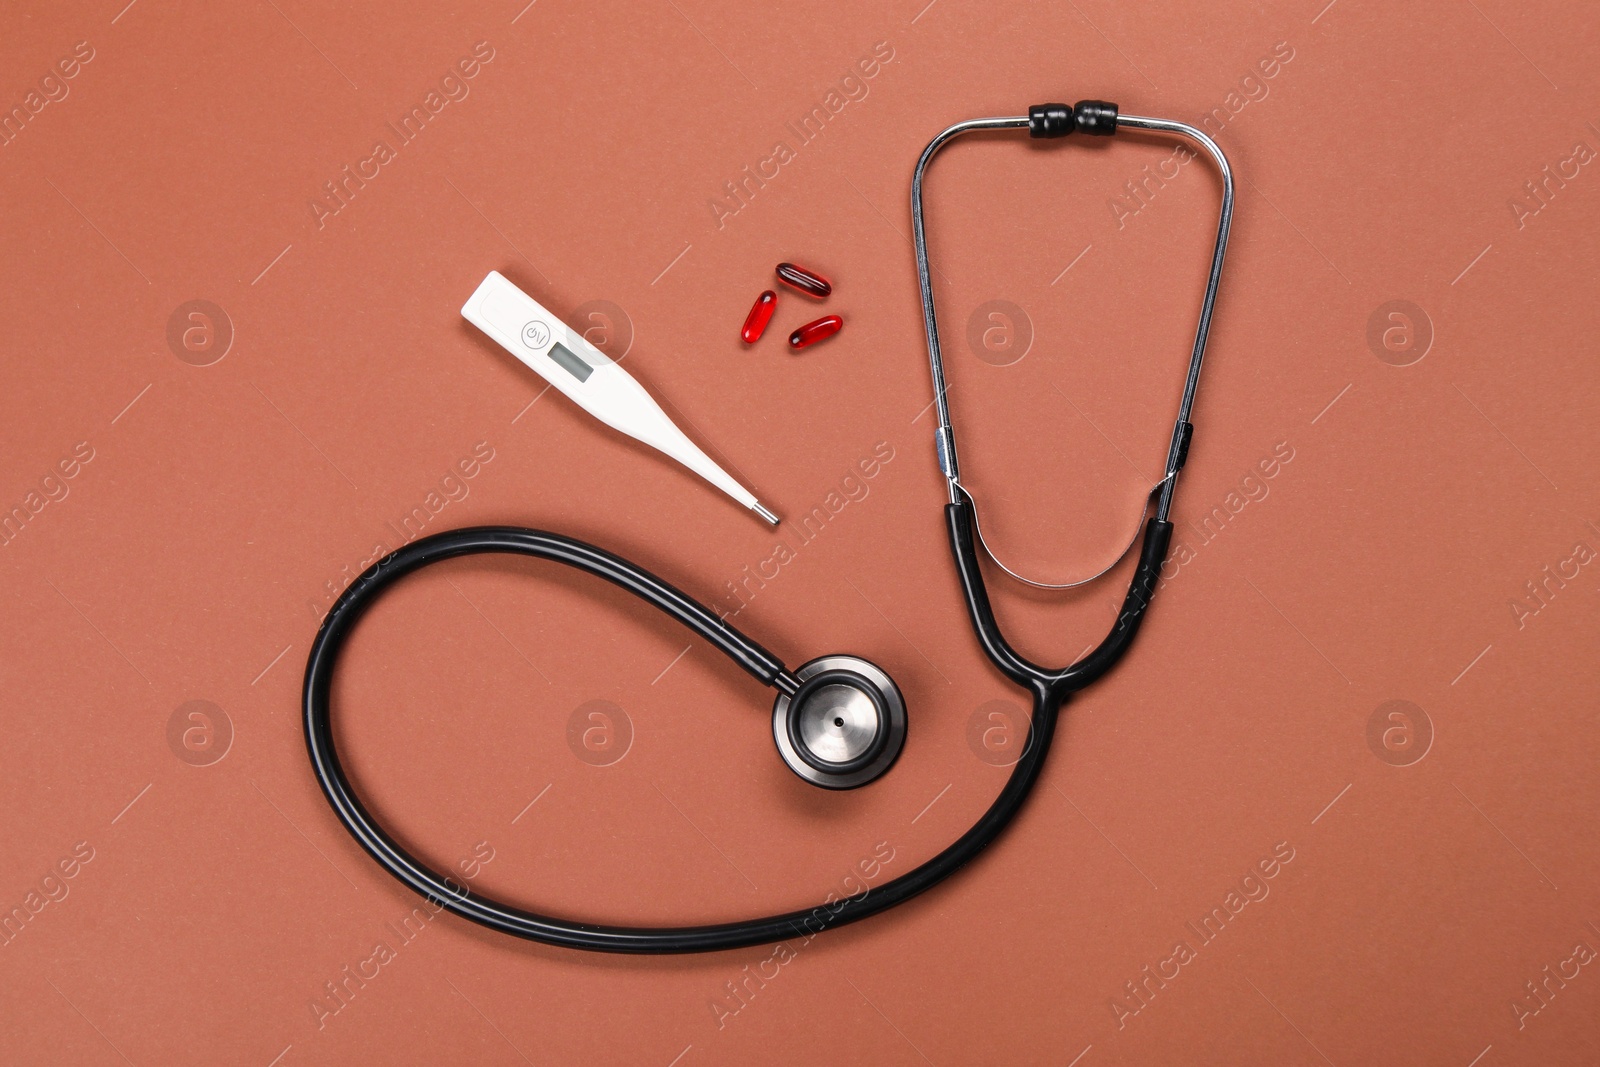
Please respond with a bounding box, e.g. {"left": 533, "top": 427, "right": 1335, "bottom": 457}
{"left": 547, "top": 341, "right": 593, "bottom": 382}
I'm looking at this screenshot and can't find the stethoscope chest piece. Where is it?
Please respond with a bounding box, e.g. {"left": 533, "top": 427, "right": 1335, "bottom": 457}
{"left": 773, "top": 656, "right": 906, "bottom": 789}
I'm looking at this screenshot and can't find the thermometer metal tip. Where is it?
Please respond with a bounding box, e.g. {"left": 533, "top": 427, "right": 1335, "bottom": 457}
{"left": 462, "top": 272, "right": 779, "bottom": 526}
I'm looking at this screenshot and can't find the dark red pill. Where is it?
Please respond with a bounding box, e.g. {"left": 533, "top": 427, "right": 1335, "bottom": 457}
{"left": 741, "top": 290, "right": 778, "bottom": 343}
{"left": 776, "top": 262, "right": 832, "bottom": 298}
{"left": 789, "top": 315, "right": 843, "bottom": 350}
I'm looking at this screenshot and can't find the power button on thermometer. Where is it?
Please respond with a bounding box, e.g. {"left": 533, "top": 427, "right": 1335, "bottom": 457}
{"left": 521, "top": 321, "right": 550, "bottom": 349}
{"left": 462, "top": 272, "right": 780, "bottom": 526}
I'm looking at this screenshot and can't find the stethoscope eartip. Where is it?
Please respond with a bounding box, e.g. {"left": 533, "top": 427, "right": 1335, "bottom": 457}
{"left": 772, "top": 656, "right": 906, "bottom": 789}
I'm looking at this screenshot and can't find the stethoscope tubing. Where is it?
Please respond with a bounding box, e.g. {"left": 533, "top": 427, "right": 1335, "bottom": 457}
{"left": 303, "top": 525, "right": 1065, "bottom": 954}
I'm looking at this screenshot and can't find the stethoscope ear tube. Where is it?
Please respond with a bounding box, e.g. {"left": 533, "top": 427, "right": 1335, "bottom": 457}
{"left": 914, "top": 102, "right": 1228, "bottom": 703}
{"left": 945, "top": 498, "right": 1172, "bottom": 699}
{"left": 1058, "top": 517, "right": 1172, "bottom": 692}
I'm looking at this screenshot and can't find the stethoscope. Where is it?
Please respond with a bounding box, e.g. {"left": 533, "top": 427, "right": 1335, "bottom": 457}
{"left": 303, "top": 99, "right": 1233, "bottom": 954}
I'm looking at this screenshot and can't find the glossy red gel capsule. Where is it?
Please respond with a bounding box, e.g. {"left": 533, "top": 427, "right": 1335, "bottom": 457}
{"left": 789, "top": 315, "right": 843, "bottom": 350}
{"left": 775, "top": 262, "right": 832, "bottom": 298}
{"left": 741, "top": 290, "right": 777, "bottom": 343}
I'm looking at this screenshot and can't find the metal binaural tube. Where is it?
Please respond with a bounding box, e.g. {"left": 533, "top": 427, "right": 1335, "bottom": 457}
{"left": 1115, "top": 115, "right": 1234, "bottom": 522}
{"left": 910, "top": 110, "right": 1234, "bottom": 526}
{"left": 911, "top": 115, "right": 1029, "bottom": 503}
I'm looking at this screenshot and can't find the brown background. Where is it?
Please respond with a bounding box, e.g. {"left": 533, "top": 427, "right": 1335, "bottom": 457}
{"left": 2, "top": 0, "right": 1597, "bottom": 1063}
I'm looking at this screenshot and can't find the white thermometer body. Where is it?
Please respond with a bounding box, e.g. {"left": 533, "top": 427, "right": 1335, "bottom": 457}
{"left": 462, "top": 272, "right": 778, "bottom": 525}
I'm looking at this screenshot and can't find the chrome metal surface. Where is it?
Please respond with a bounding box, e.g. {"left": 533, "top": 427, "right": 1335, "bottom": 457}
{"left": 794, "top": 682, "right": 880, "bottom": 765}
{"left": 772, "top": 656, "right": 906, "bottom": 790}
{"left": 910, "top": 110, "right": 1234, "bottom": 572}
{"left": 911, "top": 115, "right": 1030, "bottom": 505}
{"left": 1116, "top": 115, "right": 1234, "bottom": 522}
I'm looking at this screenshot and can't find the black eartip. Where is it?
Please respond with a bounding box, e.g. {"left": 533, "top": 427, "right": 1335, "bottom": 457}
{"left": 1028, "top": 99, "right": 1119, "bottom": 138}
{"left": 1072, "top": 99, "right": 1118, "bottom": 135}
{"left": 1028, "top": 103, "right": 1075, "bottom": 138}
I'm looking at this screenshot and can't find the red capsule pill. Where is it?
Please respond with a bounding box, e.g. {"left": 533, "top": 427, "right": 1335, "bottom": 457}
{"left": 789, "top": 315, "right": 843, "bottom": 350}
{"left": 775, "top": 262, "right": 832, "bottom": 298}
{"left": 741, "top": 290, "right": 778, "bottom": 343}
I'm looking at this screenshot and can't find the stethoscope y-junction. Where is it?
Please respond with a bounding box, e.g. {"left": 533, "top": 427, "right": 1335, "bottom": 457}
{"left": 302, "top": 98, "right": 1233, "bottom": 954}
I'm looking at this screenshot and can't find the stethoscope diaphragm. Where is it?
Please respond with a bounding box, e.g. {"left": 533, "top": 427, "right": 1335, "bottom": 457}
{"left": 772, "top": 656, "right": 906, "bottom": 789}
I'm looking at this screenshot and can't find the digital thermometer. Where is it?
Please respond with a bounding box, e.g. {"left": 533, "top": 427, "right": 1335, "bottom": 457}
{"left": 462, "top": 272, "right": 779, "bottom": 526}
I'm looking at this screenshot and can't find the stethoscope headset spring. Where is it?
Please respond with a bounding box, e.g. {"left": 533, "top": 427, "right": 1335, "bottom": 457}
{"left": 303, "top": 99, "right": 1233, "bottom": 954}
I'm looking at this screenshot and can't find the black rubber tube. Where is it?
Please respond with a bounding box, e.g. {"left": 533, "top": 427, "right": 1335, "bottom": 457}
{"left": 303, "top": 525, "right": 1064, "bottom": 954}
{"left": 945, "top": 501, "right": 1172, "bottom": 700}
